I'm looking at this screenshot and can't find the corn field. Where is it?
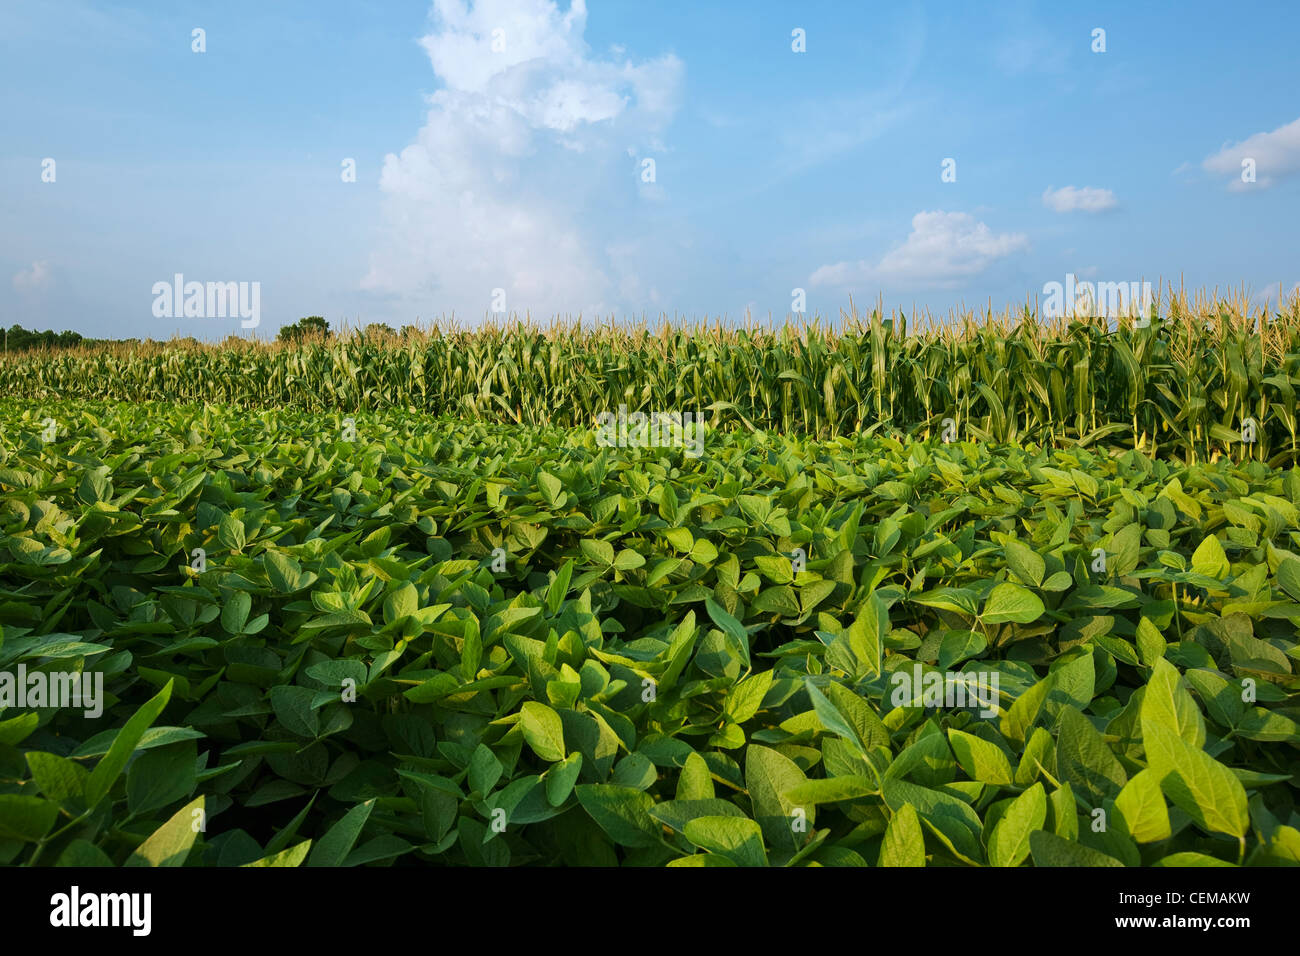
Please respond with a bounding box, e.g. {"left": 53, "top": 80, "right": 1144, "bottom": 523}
{"left": 4, "top": 288, "right": 1298, "bottom": 464}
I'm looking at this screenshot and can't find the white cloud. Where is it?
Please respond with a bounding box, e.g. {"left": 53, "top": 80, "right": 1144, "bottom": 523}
{"left": 362, "top": 0, "right": 683, "bottom": 320}
{"left": 1042, "top": 185, "right": 1117, "bottom": 213}
{"left": 1203, "top": 116, "right": 1300, "bottom": 190}
{"left": 1250, "top": 283, "right": 1300, "bottom": 308}
{"left": 809, "top": 211, "right": 1028, "bottom": 288}
{"left": 12, "top": 260, "right": 51, "bottom": 292}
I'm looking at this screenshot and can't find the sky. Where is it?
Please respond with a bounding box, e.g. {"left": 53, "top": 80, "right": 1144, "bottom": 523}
{"left": 2, "top": 0, "right": 1298, "bottom": 341}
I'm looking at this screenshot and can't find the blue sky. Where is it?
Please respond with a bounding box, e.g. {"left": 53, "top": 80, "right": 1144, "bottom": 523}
{"left": 3, "top": 0, "right": 1298, "bottom": 340}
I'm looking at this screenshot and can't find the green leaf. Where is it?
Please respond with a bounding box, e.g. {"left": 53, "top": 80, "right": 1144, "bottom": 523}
{"left": 218, "top": 513, "right": 246, "bottom": 551}
{"left": 754, "top": 554, "right": 794, "bottom": 584}
{"left": 125, "top": 796, "right": 204, "bottom": 867}
{"left": 84, "top": 679, "right": 174, "bottom": 808}
{"left": 1182, "top": 668, "right": 1243, "bottom": 729}
{"left": 1043, "top": 653, "right": 1095, "bottom": 723}
{"left": 947, "top": 729, "right": 1014, "bottom": 785}
{"left": 221, "top": 589, "right": 252, "bottom": 634}
{"left": 706, "top": 597, "right": 751, "bottom": 670}
{"left": 885, "top": 729, "right": 956, "bottom": 784}
{"left": 126, "top": 740, "right": 197, "bottom": 816}
{"left": 265, "top": 793, "right": 318, "bottom": 855}
{"left": 881, "top": 779, "right": 984, "bottom": 864}
{"left": 848, "top": 591, "right": 887, "bottom": 676}
{"left": 0, "top": 795, "right": 59, "bottom": 842}
{"left": 1015, "top": 727, "right": 1055, "bottom": 787}
{"left": 575, "top": 784, "right": 661, "bottom": 848}
{"left": 270, "top": 685, "right": 321, "bottom": 739}
{"left": 579, "top": 538, "right": 614, "bottom": 567}
{"left": 545, "top": 559, "right": 574, "bottom": 615}
{"left": 1114, "top": 769, "right": 1171, "bottom": 843}
{"left": 683, "top": 815, "right": 767, "bottom": 867}
{"left": 804, "top": 678, "right": 864, "bottom": 753}
{"left": 55, "top": 839, "right": 114, "bottom": 866}
{"left": 1048, "top": 783, "right": 1078, "bottom": 839}
{"left": 649, "top": 799, "right": 746, "bottom": 834}
{"left": 783, "top": 776, "right": 876, "bottom": 806}
{"left": 242, "top": 840, "right": 312, "bottom": 867}
{"left": 0, "top": 712, "right": 39, "bottom": 747}
{"left": 468, "top": 744, "right": 504, "bottom": 795}
{"left": 1151, "top": 852, "right": 1236, "bottom": 867}
{"left": 537, "top": 471, "right": 564, "bottom": 507}
{"left": 26, "top": 752, "right": 87, "bottom": 803}
{"left": 613, "top": 549, "right": 645, "bottom": 571}
{"left": 745, "top": 744, "right": 809, "bottom": 854}
{"left": 1142, "top": 723, "right": 1248, "bottom": 839}
{"left": 1055, "top": 706, "right": 1127, "bottom": 806}
{"left": 1005, "top": 540, "right": 1045, "bottom": 588}
{"left": 1236, "top": 707, "right": 1300, "bottom": 742}
{"left": 1135, "top": 617, "right": 1165, "bottom": 666}
{"left": 666, "top": 853, "right": 735, "bottom": 867}
{"left": 988, "top": 782, "right": 1047, "bottom": 867}
{"left": 1028, "top": 830, "right": 1123, "bottom": 867}
{"left": 982, "top": 582, "right": 1045, "bottom": 625}
{"left": 878, "top": 802, "right": 926, "bottom": 867}
{"left": 307, "top": 799, "right": 375, "bottom": 866}
{"left": 545, "top": 752, "right": 583, "bottom": 806}
{"left": 1139, "top": 658, "right": 1206, "bottom": 748}
{"left": 383, "top": 582, "right": 418, "bottom": 624}
{"left": 1277, "top": 557, "right": 1300, "bottom": 602}
{"left": 1190, "top": 534, "right": 1230, "bottom": 580}
{"left": 264, "top": 551, "right": 310, "bottom": 593}
{"left": 724, "top": 669, "right": 773, "bottom": 724}
{"left": 911, "top": 587, "right": 979, "bottom": 616}
{"left": 676, "top": 751, "right": 714, "bottom": 800}
{"left": 520, "top": 701, "right": 566, "bottom": 762}
{"left": 937, "top": 630, "right": 987, "bottom": 670}
{"left": 824, "top": 681, "right": 890, "bottom": 750}
{"left": 1002, "top": 673, "right": 1054, "bottom": 746}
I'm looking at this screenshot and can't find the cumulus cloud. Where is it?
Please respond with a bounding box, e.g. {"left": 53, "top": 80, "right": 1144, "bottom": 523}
{"left": 1042, "top": 185, "right": 1117, "bottom": 213}
{"left": 1203, "top": 116, "right": 1300, "bottom": 190}
{"left": 12, "top": 260, "right": 51, "bottom": 292}
{"left": 362, "top": 0, "right": 683, "bottom": 320}
{"left": 809, "top": 211, "right": 1028, "bottom": 288}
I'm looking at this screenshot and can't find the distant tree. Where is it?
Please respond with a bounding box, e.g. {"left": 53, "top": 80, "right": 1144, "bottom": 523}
{"left": 4, "top": 324, "right": 84, "bottom": 352}
{"left": 364, "top": 323, "right": 396, "bottom": 339}
{"left": 299, "top": 316, "right": 329, "bottom": 337}
{"left": 277, "top": 316, "right": 330, "bottom": 343}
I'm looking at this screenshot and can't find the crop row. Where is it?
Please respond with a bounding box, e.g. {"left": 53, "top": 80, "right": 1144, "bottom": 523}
{"left": 0, "top": 400, "right": 1298, "bottom": 866}
{"left": 2, "top": 297, "right": 1299, "bottom": 463}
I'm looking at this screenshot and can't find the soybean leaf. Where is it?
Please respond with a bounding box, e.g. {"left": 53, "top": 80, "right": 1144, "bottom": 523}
{"left": 878, "top": 803, "right": 926, "bottom": 867}
{"left": 85, "top": 680, "right": 174, "bottom": 809}
{"left": 306, "top": 799, "right": 375, "bottom": 867}
{"left": 988, "top": 782, "right": 1047, "bottom": 868}
{"left": 125, "top": 796, "right": 205, "bottom": 867}
{"left": 682, "top": 815, "right": 767, "bottom": 867}
{"left": 520, "top": 702, "right": 566, "bottom": 762}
